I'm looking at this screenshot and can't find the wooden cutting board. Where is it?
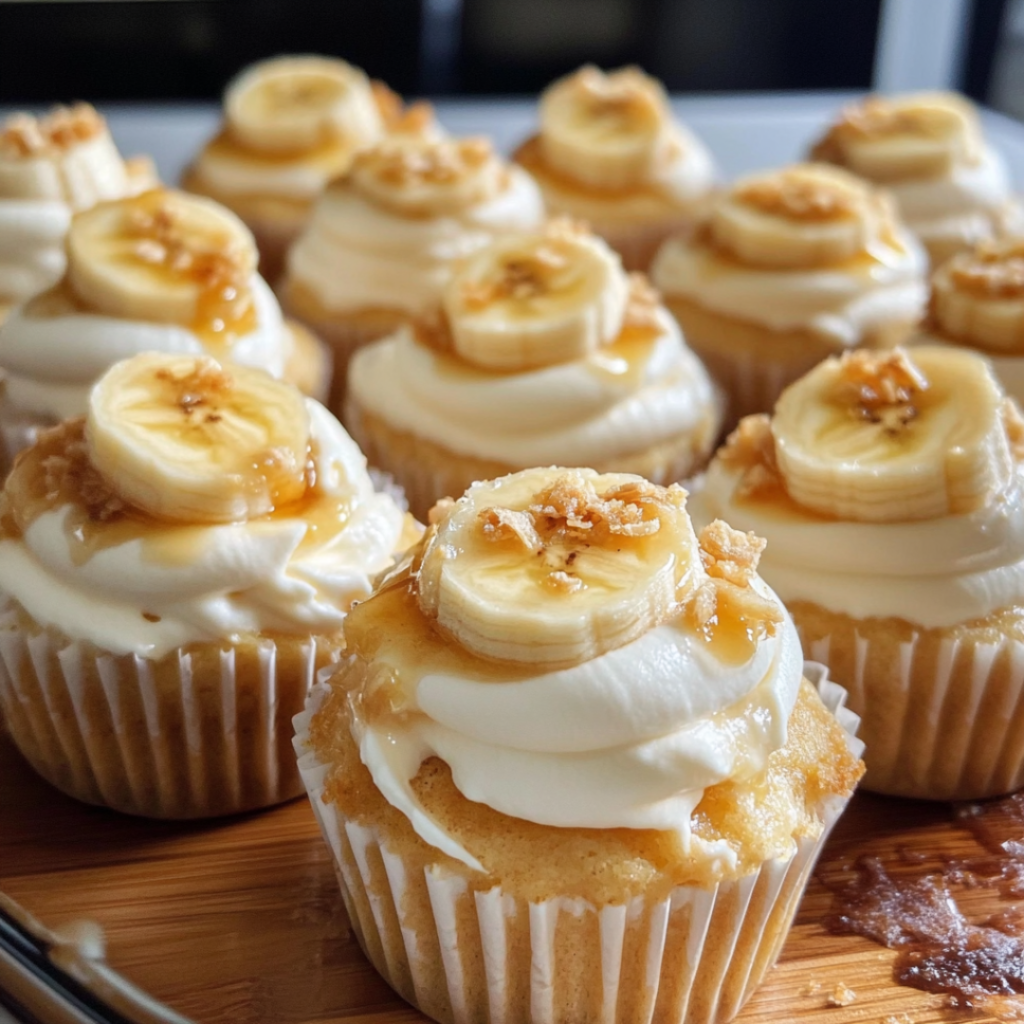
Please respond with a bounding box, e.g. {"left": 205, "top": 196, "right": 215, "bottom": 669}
{"left": 0, "top": 732, "right": 1016, "bottom": 1024}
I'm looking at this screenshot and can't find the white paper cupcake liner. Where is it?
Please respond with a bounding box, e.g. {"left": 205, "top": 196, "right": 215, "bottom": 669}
{"left": 802, "top": 624, "right": 1024, "bottom": 800}
{"left": 0, "top": 603, "right": 341, "bottom": 818}
{"left": 293, "top": 661, "right": 862, "bottom": 1024}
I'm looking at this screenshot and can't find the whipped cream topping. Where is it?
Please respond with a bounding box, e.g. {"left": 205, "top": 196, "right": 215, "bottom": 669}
{"left": 352, "top": 577, "right": 803, "bottom": 872}
{"left": 0, "top": 402, "right": 407, "bottom": 659}
{"left": 348, "top": 308, "right": 716, "bottom": 465}
{"left": 651, "top": 228, "right": 928, "bottom": 345}
{"left": 286, "top": 165, "right": 544, "bottom": 314}
{"left": 692, "top": 459, "right": 1024, "bottom": 628}
{"left": 0, "top": 201, "right": 68, "bottom": 304}
{"left": 0, "top": 274, "right": 291, "bottom": 421}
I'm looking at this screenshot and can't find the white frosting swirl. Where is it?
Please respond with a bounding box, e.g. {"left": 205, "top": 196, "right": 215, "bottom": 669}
{"left": 0, "top": 275, "right": 292, "bottom": 420}
{"left": 0, "top": 201, "right": 69, "bottom": 303}
{"left": 348, "top": 310, "right": 716, "bottom": 465}
{"left": 691, "top": 460, "right": 1024, "bottom": 628}
{"left": 286, "top": 167, "right": 545, "bottom": 314}
{"left": 354, "top": 591, "right": 803, "bottom": 871}
{"left": 0, "top": 402, "right": 407, "bottom": 659}
{"left": 651, "top": 230, "right": 928, "bottom": 346}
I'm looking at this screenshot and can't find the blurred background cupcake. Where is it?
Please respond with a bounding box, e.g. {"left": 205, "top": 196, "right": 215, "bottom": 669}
{"left": 0, "top": 187, "right": 328, "bottom": 469}
{"left": 512, "top": 65, "right": 716, "bottom": 271}
{"left": 692, "top": 346, "right": 1024, "bottom": 800}
{"left": 651, "top": 162, "right": 928, "bottom": 429}
{"left": 281, "top": 132, "right": 544, "bottom": 407}
{"left": 295, "top": 467, "right": 863, "bottom": 1024}
{"left": 810, "top": 91, "right": 1024, "bottom": 267}
{"left": 0, "top": 350, "right": 415, "bottom": 818}
{"left": 182, "top": 54, "right": 436, "bottom": 284}
{"left": 0, "top": 103, "right": 155, "bottom": 325}
{"left": 346, "top": 220, "right": 720, "bottom": 519}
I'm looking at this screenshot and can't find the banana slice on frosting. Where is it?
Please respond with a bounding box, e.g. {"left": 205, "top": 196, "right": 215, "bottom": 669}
{"left": 417, "top": 467, "right": 699, "bottom": 666}
{"left": 225, "top": 55, "right": 383, "bottom": 155}
{"left": 86, "top": 352, "right": 311, "bottom": 524}
{"left": 772, "top": 346, "right": 1014, "bottom": 522}
{"left": 811, "top": 92, "right": 983, "bottom": 182}
{"left": 441, "top": 221, "right": 630, "bottom": 371}
{"left": 931, "top": 239, "right": 1024, "bottom": 352}
{"left": 539, "top": 65, "right": 673, "bottom": 190}
{"left": 710, "top": 164, "right": 882, "bottom": 269}
{"left": 0, "top": 104, "right": 133, "bottom": 208}
{"left": 346, "top": 135, "right": 505, "bottom": 216}
{"left": 66, "top": 188, "right": 257, "bottom": 325}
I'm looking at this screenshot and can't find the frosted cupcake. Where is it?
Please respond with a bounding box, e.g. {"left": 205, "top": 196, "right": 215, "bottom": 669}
{"left": 692, "top": 346, "right": 1024, "bottom": 800}
{"left": 0, "top": 187, "right": 329, "bottom": 469}
{"left": 281, "top": 134, "right": 545, "bottom": 407}
{"left": 513, "top": 65, "right": 716, "bottom": 271}
{"left": 0, "top": 351, "right": 415, "bottom": 818}
{"left": 345, "top": 221, "right": 721, "bottom": 519}
{"left": 294, "top": 467, "right": 863, "bottom": 1024}
{"left": 810, "top": 92, "right": 1024, "bottom": 266}
{"left": 651, "top": 163, "right": 928, "bottom": 427}
{"left": 182, "top": 55, "right": 432, "bottom": 283}
{"left": 0, "top": 103, "right": 155, "bottom": 324}
{"left": 913, "top": 238, "right": 1024, "bottom": 404}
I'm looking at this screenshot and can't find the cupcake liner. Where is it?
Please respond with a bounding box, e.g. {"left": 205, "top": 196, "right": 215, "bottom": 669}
{"left": 293, "top": 662, "right": 861, "bottom": 1024}
{"left": 0, "top": 602, "right": 343, "bottom": 818}
{"left": 800, "top": 622, "right": 1024, "bottom": 800}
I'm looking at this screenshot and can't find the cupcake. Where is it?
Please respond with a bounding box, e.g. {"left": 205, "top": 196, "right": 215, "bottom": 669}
{"left": 0, "top": 350, "right": 416, "bottom": 818}
{"left": 182, "top": 55, "right": 432, "bottom": 283}
{"left": 651, "top": 163, "right": 928, "bottom": 427}
{"left": 0, "top": 187, "right": 330, "bottom": 469}
{"left": 810, "top": 92, "right": 1024, "bottom": 266}
{"left": 914, "top": 238, "right": 1024, "bottom": 404}
{"left": 0, "top": 103, "right": 156, "bottom": 324}
{"left": 513, "top": 65, "right": 716, "bottom": 271}
{"left": 692, "top": 346, "right": 1024, "bottom": 801}
{"left": 294, "top": 467, "right": 864, "bottom": 1024}
{"left": 345, "top": 221, "right": 721, "bottom": 520}
{"left": 281, "top": 133, "right": 545, "bottom": 408}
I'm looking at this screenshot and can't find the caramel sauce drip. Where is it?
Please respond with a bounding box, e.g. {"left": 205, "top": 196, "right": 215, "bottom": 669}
{"left": 824, "top": 792, "right": 1024, "bottom": 1008}
{"left": 127, "top": 193, "right": 257, "bottom": 355}
{"left": 1, "top": 418, "right": 350, "bottom": 568}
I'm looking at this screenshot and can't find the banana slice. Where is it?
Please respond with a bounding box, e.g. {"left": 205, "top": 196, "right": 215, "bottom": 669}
{"left": 539, "top": 65, "right": 671, "bottom": 189}
{"left": 66, "top": 188, "right": 257, "bottom": 325}
{"left": 812, "top": 92, "right": 982, "bottom": 182}
{"left": 86, "top": 352, "right": 311, "bottom": 523}
{"left": 772, "top": 346, "right": 1013, "bottom": 522}
{"left": 931, "top": 240, "right": 1024, "bottom": 351}
{"left": 347, "top": 135, "right": 504, "bottom": 216}
{"left": 441, "top": 222, "right": 629, "bottom": 371}
{"left": 0, "top": 104, "right": 132, "bottom": 208}
{"left": 417, "top": 467, "right": 699, "bottom": 666}
{"left": 710, "top": 164, "right": 880, "bottom": 269}
{"left": 225, "top": 55, "right": 383, "bottom": 155}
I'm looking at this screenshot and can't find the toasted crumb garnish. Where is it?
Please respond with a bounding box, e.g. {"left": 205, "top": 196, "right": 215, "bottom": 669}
{"left": 826, "top": 982, "right": 857, "bottom": 1008}
{"left": 371, "top": 81, "right": 435, "bottom": 136}
{"left": 354, "top": 136, "right": 494, "bottom": 187}
{"left": 1003, "top": 399, "right": 1024, "bottom": 462}
{"left": 622, "top": 273, "right": 662, "bottom": 330}
{"left": 831, "top": 96, "right": 961, "bottom": 141}
{"left": 479, "top": 506, "right": 543, "bottom": 552}
{"left": 528, "top": 475, "right": 673, "bottom": 541}
{"left": 947, "top": 240, "right": 1024, "bottom": 299}
{"left": 39, "top": 424, "right": 125, "bottom": 522}
{"left": 0, "top": 103, "right": 104, "bottom": 159}
{"left": 834, "top": 348, "right": 928, "bottom": 432}
{"left": 698, "top": 519, "right": 766, "bottom": 587}
{"left": 735, "top": 168, "right": 860, "bottom": 222}
{"left": 572, "top": 65, "right": 663, "bottom": 130}
{"left": 154, "top": 357, "right": 234, "bottom": 416}
{"left": 718, "top": 414, "right": 786, "bottom": 501}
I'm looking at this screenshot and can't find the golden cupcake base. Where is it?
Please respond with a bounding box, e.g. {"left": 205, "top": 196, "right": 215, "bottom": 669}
{"left": 346, "top": 398, "right": 722, "bottom": 521}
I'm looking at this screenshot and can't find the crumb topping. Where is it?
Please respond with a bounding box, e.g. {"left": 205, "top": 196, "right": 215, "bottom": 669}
{"left": 353, "top": 136, "right": 494, "bottom": 188}
{"left": 833, "top": 349, "right": 929, "bottom": 432}
{"left": 41, "top": 427, "right": 125, "bottom": 522}
{"left": 571, "top": 65, "right": 664, "bottom": 132}
{"left": 828, "top": 96, "right": 963, "bottom": 142}
{"left": 687, "top": 520, "right": 782, "bottom": 639}
{"left": 154, "top": 357, "right": 235, "bottom": 419}
{"left": 947, "top": 241, "right": 1024, "bottom": 300}
{"left": 734, "top": 168, "right": 861, "bottom": 222}
{"left": 0, "top": 104, "right": 105, "bottom": 159}
{"left": 718, "top": 414, "right": 785, "bottom": 501}
{"left": 371, "top": 81, "right": 434, "bottom": 136}
{"left": 622, "top": 272, "right": 662, "bottom": 330}
{"left": 826, "top": 982, "right": 857, "bottom": 1008}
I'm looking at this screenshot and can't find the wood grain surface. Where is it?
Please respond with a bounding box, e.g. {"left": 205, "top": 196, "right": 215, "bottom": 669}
{"left": 0, "top": 731, "right": 1018, "bottom": 1024}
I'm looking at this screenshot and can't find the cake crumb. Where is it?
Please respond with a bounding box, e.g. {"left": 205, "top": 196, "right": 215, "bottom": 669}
{"left": 882, "top": 1014, "right": 913, "bottom": 1024}
{"left": 801, "top": 978, "right": 822, "bottom": 996}
{"left": 826, "top": 981, "right": 857, "bottom": 1007}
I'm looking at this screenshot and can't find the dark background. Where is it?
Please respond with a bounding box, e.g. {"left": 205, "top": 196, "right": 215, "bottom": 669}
{"left": 0, "top": 0, "right": 1009, "bottom": 106}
